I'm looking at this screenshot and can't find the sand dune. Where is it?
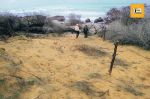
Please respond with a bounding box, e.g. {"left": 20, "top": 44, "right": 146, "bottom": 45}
{"left": 0, "top": 34, "right": 150, "bottom": 99}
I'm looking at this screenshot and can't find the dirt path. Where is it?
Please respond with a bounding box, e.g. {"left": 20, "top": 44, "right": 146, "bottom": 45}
{"left": 0, "top": 34, "right": 150, "bottom": 99}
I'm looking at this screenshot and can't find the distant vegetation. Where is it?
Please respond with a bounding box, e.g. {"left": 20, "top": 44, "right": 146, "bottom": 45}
{"left": 0, "top": 5, "right": 150, "bottom": 50}
{"left": 0, "top": 13, "right": 67, "bottom": 39}
{"left": 85, "top": 18, "right": 91, "bottom": 23}
{"left": 68, "top": 13, "right": 82, "bottom": 25}
{"left": 104, "top": 5, "right": 150, "bottom": 50}
{"left": 87, "top": 5, "right": 150, "bottom": 50}
{"left": 94, "top": 17, "right": 103, "bottom": 23}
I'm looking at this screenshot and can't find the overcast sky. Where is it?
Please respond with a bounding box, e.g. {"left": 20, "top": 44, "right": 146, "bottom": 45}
{"left": 0, "top": 0, "right": 149, "bottom": 19}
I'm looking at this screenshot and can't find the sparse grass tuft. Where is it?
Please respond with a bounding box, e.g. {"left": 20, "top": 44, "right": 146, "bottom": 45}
{"left": 16, "top": 35, "right": 28, "bottom": 40}
{"left": 0, "top": 77, "right": 21, "bottom": 99}
{"left": 75, "top": 44, "right": 107, "bottom": 57}
{"left": 117, "top": 81, "right": 144, "bottom": 96}
{"left": 88, "top": 73, "right": 101, "bottom": 79}
{"left": 70, "top": 81, "right": 94, "bottom": 95}
{"left": 10, "top": 35, "right": 32, "bottom": 42}
{"left": 0, "top": 78, "right": 5, "bottom": 85}
{"left": 0, "top": 48, "right": 6, "bottom": 56}
{"left": 123, "top": 85, "right": 144, "bottom": 96}
{"left": 56, "top": 46, "right": 64, "bottom": 53}
{"left": 0, "top": 48, "right": 36, "bottom": 99}
{"left": 25, "top": 78, "right": 40, "bottom": 86}
{"left": 0, "top": 94, "right": 4, "bottom": 99}
{"left": 70, "top": 81, "right": 109, "bottom": 98}
{"left": 114, "top": 58, "right": 128, "bottom": 68}
{"left": 0, "top": 48, "right": 22, "bottom": 74}
{"left": 0, "top": 76, "right": 40, "bottom": 99}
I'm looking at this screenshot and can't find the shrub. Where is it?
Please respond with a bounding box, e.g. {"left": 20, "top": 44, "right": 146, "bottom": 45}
{"left": 105, "top": 19, "right": 150, "bottom": 50}
{"left": 85, "top": 18, "right": 91, "bottom": 23}
{"left": 0, "top": 15, "right": 15, "bottom": 37}
{"left": 23, "top": 15, "right": 46, "bottom": 27}
{"left": 104, "top": 5, "right": 150, "bottom": 50}
{"left": 20, "top": 15, "right": 46, "bottom": 33}
{"left": 0, "top": 13, "right": 47, "bottom": 37}
{"left": 94, "top": 17, "right": 103, "bottom": 23}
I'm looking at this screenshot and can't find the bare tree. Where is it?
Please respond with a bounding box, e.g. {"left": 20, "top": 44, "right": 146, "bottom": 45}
{"left": 68, "top": 13, "right": 81, "bottom": 26}
{"left": 106, "top": 8, "right": 121, "bottom": 22}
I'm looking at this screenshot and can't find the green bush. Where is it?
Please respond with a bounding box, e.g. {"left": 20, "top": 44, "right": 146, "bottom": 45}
{"left": 0, "top": 15, "right": 14, "bottom": 36}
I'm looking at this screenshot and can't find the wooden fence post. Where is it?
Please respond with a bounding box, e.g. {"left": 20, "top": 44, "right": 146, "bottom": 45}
{"left": 109, "top": 41, "right": 119, "bottom": 75}
{"left": 103, "top": 30, "right": 106, "bottom": 41}
{"left": 102, "top": 25, "right": 106, "bottom": 41}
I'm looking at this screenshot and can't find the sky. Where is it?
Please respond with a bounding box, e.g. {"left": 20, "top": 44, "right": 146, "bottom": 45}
{"left": 0, "top": 0, "right": 149, "bottom": 20}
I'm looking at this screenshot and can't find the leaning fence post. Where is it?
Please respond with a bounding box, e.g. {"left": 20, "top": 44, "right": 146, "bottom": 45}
{"left": 103, "top": 30, "right": 106, "bottom": 41}
{"left": 109, "top": 41, "right": 119, "bottom": 75}
{"left": 102, "top": 25, "right": 106, "bottom": 41}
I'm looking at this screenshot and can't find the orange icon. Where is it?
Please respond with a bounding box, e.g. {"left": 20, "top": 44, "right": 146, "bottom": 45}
{"left": 130, "top": 4, "right": 144, "bottom": 18}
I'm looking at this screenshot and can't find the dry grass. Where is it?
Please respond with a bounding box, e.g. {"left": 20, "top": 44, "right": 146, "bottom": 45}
{"left": 0, "top": 48, "right": 6, "bottom": 56}
{"left": 114, "top": 58, "right": 129, "bottom": 68}
{"left": 0, "top": 34, "right": 149, "bottom": 99}
{"left": 70, "top": 81, "right": 94, "bottom": 95}
{"left": 0, "top": 47, "right": 41, "bottom": 99}
{"left": 70, "top": 81, "right": 109, "bottom": 98}
{"left": 117, "top": 80, "right": 144, "bottom": 96}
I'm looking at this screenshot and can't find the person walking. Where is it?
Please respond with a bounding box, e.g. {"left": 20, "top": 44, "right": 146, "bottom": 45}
{"left": 74, "top": 24, "right": 80, "bottom": 39}
{"left": 83, "top": 25, "right": 89, "bottom": 38}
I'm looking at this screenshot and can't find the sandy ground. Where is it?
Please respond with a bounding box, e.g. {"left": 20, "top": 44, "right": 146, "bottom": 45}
{"left": 0, "top": 34, "right": 150, "bottom": 99}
